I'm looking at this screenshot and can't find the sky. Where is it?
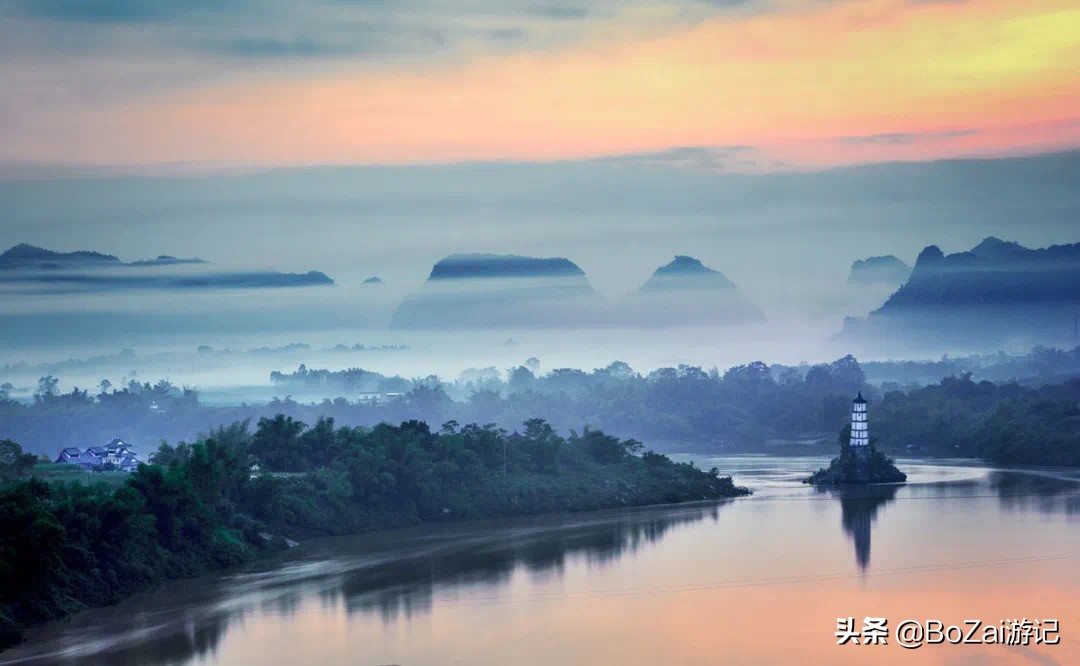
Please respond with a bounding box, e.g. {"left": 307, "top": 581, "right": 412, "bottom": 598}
{"left": 0, "top": 0, "right": 1078, "bottom": 363}
{"left": 1, "top": 0, "right": 1077, "bottom": 170}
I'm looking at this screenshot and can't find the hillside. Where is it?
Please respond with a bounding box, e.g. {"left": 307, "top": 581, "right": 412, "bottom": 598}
{"left": 390, "top": 254, "right": 602, "bottom": 329}
{"left": 0, "top": 244, "right": 332, "bottom": 293}
{"left": 840, "top": 237, "right": 1080, "bottom": 349}
{"left": 847, "top": 255, "right": 911, "bottom": 286}
{"left": 624, "top": 255, "right": 766, "bottom": 326}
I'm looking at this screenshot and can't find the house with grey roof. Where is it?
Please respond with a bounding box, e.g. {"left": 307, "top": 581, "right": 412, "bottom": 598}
{"left": 55, "top": 438, "right": 141, "bottom": 472}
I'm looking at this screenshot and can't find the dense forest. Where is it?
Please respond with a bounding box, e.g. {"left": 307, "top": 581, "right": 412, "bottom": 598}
{"left": 857, "top": 346, "right": 1080, "bottom": 387}
{"left": 0, "top": 416, "right": 745, "bottom": 649}
{"left": 2, "top": 349, "right": 1078, "bottom": 466}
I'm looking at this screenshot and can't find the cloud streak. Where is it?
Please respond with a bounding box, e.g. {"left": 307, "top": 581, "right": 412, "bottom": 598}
{"left": 838, "top": 129, "right": 982, "bottom": 145}
{"left": 597, "top": 146, "right": 771, "bottom": 172}
{"left": 7, "top": 0, "right": 231, "bottom": 23}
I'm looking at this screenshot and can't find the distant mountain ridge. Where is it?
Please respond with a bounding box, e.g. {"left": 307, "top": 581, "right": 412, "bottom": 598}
{"left": 847, "top": 255, "right": 911, "bottom": 286}
{"left": 0, "top": 243, "right": 333, "bottom": 292}
{"left": 967, "top": 236, "right": 1031, "bottom": 260}
{"left": 0, "top": 243, "right": 121, "bottom": 269}
{"left": 629, "top": 255, "right": 765, "bottom": 325}
{"left": 640, "top": 255, "right": 738, "bottom": 290}
{"left": 841, "top": 237, "right": 1080, "bottom": 349}
{"left": 130, "top": 255, "right": 209, "bottom": 267}
{"left": 428, "top": 254, "right": 586, "bottom": 280}
{"left": 0, "top": 243, "right": 207, "bottom": 270}
{"left": 391, "top": 253, "right": 600, "bottom": 329}
{"left": 879, "top": 237, "right": 1080, "bottom": 309}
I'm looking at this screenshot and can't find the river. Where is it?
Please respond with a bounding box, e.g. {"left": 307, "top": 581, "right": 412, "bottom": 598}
{"left": 3, "top": 456, "right": 1078, "bottom": 665}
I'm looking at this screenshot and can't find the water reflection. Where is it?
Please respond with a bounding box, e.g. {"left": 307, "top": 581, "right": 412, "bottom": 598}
{"left": 3, "top": 503, "right": 722, "bottom": 666}
{"left": 819, "top": 469, "right": 1080, "bottom": 572}
{"left": 121, "top": 612, "right": 233, "bottom": 666}
{"left": 0, "top": 605, "right": 238, "bottom": 666}
{"left": 816, "top": 485, "right": 899, "bottom": 571}
{"left": 988, "top": 471, "right": 1080, "bottom": 516}
{"left": 320, "top": 504, "right": 722, "bottom": 620}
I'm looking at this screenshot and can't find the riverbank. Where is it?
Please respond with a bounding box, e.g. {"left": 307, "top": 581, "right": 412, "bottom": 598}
{"left": 5, "top": 459, "right": 1078, "bottom": 666}
{"left": 0, "top": 417, "right": 749, "bottom": 651}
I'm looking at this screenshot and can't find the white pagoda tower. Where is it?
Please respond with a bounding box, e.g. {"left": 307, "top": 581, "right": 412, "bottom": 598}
{"left": 849, "top": 392, "right": 869, "bottom": 448}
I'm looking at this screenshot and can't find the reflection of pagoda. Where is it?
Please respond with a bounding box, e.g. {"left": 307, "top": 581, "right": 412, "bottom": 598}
{"left": 837, "top": 485, "right": 898, "bottom": 571}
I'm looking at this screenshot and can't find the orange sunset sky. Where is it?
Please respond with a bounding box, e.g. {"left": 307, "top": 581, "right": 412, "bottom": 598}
{"left": 1, "top": 0, "right": 1078, "bottom": 171}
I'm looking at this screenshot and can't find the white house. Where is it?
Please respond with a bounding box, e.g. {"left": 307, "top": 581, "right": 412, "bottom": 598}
{"left": 56, "top": 438, "right": 141, "bottom": 472}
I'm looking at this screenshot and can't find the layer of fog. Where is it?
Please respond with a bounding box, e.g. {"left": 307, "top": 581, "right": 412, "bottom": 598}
{"left": 2, "top": 152, "right": 1076, "bottom": 403}
{"left": 2, "top": 153, "right": 1076, "bottom": 316}
{"left": 3, "top": 314, "right": 1045, "bottom": 407}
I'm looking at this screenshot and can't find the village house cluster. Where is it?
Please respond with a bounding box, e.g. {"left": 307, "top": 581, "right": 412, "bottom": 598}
{"left": 55, "top": 438, "right": 141, "bottom": 472}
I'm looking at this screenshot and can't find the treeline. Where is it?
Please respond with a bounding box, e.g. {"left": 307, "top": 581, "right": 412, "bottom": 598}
{"left": 0, "top": 416, "right": 745, "bottom": 649}
{"left": 2, "top": 353, "right": 1079, "bottom": 466}
{"left": 0, "top": 342, "right": 408, "bottom": 379}
{"left": 266, "top": 346, "right": 1080, "bottom": 396}
{"left": 0, "top": 356, "right": 870, "bottom": 455}
{"left": 857, "top": 346, "right": 1080, "bottom": 388}
{"left": 270, "top": 364, "right": 411, "bottom": 394}
{"left": 872, "top": 375, "right": 1080, "bottom": 466}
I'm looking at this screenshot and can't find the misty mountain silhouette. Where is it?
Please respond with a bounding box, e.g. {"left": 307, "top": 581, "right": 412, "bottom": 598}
{"left": 428, "top": 254, "right": 586, "bottom": 280}
{"left": 881, "top": 237, "right": 1080, "bottom": 308}
{"left": 390, "top": 254, "right": 601, "bottom": 329}
{"left": 0, "top": 243, "right": 332, "bottom": 292}
{"left": 130, "top": 255, "right": 209, "bottom": 267}
{"left": 846, "top": 255, "right": 911, "bottom": 286}
{"left": 640, "top": 255, "right": 737, "bottom": 289}
{"left": 0, "top": 243, "right": 124, "bottom": 269}
{"left": 0, "top": 243, "right": 207, "bottom": 270}
{"left": 841, "top": 237, "right": 1080, "bottom": 348}
{"left": 627, "top": 255, "right": 765, "bottom": 325}
{"left": 967, "top": 236, "right": 1031, "bottom": 260}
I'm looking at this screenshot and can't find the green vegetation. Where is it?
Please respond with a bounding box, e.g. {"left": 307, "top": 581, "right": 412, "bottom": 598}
{"left": 0, "top": 355, "right": 873, "bottom": 457}
{"left": 871, "top": 375, "right": 1080, "bottom": 466}
{"left": 2, "top": 348, "right": 1078, "bottom": 468}
{"left": 804, "top": 427, "right": 907, "bottom": 485}
{"left": 0, "top": 440, "right": 36, "bottom": 483}
{"left": 28, "top": 462, "right": 129, "bottom": 488}
{"left": 861, "top": 346, "right": 1080, "bottom": 387}
{"left": 0, "top": 417, "right": 747, "bottom": 650}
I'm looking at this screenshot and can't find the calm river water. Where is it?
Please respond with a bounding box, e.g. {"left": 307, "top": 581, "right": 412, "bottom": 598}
{"left": 3, "top": 456, "right": 1079, "bottom": 665}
